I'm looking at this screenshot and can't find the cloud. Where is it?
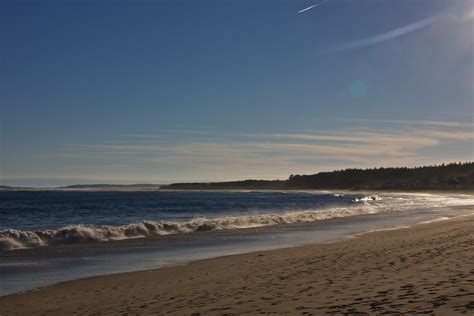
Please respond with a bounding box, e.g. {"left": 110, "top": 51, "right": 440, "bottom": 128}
{"left": 323, "top": 5, "right": 474, "bottom": 53}
{"left": 324, "top": 11, "right": 449, "bottom": 52}
{"left": 342, "top": 118, "right": 473, "bottom": 129}
{"left": 56, "top": 120, "right": 472, "bottom": 182}
{"left": 242, "top": 131, "right": 439, "bottom": 148}
{"left": 7, "top": 119, "right": 460, "bottom": 182}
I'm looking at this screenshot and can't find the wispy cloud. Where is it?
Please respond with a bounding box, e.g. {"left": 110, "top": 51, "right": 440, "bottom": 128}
{"left": 55, "top": 121, "right": 472, "bottom": 181}
{"left": 323, "top": 6, "right": 474, "bottom": 53}
{"left": 298, "top": 0, "right": 328, "bottom": 14}
{"left": 126, "top": 129, "right": 211, "bottom": 139}
{"left": 325, "top": 11, "right": 449, "bottom": 52}
{"left": 343, "top": 118, "right": 473, "bottom": 129}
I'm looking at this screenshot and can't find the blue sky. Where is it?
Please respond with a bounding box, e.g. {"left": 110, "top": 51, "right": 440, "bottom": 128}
{"left": 1, "top": 0, "right": 473, "bottom": 186}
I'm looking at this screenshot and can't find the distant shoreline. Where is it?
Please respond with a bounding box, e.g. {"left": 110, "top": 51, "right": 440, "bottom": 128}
{"left": 2, "top": 162, "right": 473, "bottom": 192}
{"left": 1, "top": 187, "right": 473, "bottom": 195}
{"left": 161, "top": 163, "right": 474, "bottom": 192}
{"left": 158, "top": 188, "right": 474, "bottom": 195}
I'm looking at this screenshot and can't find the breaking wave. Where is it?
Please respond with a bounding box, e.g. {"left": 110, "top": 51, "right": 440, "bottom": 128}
{"left": 0, "top": 204, "right": 380, "bottom": 251}
{"left": 354, "top": 195, "right": 383, "bottom": 202}
{"left": 2, "top": 192, "right": 473, "bottom": 251}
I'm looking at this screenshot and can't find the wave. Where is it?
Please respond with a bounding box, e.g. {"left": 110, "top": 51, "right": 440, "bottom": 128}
{"left": 2, "top": 192, "right": 473, "bottom": 251}
{"left": 354, "top": 195, "right": 383, "bottom": 202}
{"left": 0, "top": 204, "right": 380, "bottom": 251}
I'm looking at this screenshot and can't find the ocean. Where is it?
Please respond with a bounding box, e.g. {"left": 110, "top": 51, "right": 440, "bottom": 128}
{"left": 1, "top": 190, "right": 473, "bottom": 296}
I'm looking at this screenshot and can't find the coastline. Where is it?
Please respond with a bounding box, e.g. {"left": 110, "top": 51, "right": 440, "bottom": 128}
{"left": 1, "top": 214, "right": 473, "bottom": 315}
{"left": 2, "top": 187, "right": 473, "bottom": 194}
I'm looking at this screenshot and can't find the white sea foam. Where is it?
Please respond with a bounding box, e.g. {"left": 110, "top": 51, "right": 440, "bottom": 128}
{"left": 354, "top": 195, "right": 383, "bottom": 202}
{"left": 418, "top": 216, "right": 451, "bottom": 224}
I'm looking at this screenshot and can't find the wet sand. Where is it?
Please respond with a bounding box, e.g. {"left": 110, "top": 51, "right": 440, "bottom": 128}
{"left": 1, "top": 216, "right": 473, "bottom": 315}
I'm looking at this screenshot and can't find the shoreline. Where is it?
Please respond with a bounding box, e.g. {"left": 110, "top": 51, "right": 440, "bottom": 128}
{"left": 2, "top": 188, "right": 474, "bottom": 194}
{"left": 1, "top": 214, "right": 473, "bottom": 315}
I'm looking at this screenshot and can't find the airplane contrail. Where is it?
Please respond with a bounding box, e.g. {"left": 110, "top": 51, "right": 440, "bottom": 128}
{"left": 298, "top": 0, "right": 328, "bottom": 14}
{"left": 324, "top": 11, "right": 449, "bottom": 52}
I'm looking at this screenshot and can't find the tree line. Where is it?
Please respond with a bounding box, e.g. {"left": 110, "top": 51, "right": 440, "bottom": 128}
{"left": 160, "top": 162, "right": 474, "bottom": 191}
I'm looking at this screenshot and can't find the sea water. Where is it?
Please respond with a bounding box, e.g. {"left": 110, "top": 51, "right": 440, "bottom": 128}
{"left": 1, "top": 190, "right": 473, "bottom": 296}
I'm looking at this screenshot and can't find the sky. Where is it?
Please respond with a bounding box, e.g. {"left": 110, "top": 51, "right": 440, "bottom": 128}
{"left": 1, "top": 0, "right": 473, "bottom": 186}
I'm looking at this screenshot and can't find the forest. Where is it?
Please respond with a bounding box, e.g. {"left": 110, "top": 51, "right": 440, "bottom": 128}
{"left": 160, "top": 162, "right": 474, "bottom": 191}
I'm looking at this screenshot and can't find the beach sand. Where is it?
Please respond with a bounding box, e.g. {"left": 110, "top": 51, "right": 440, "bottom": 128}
{"left": 1, "top": 216, "right": 473, "bottom": 315}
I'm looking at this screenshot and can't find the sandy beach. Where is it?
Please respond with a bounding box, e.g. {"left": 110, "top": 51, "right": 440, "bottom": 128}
{"left": 1, "top": 215, "right": 473, "bottom": 315}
